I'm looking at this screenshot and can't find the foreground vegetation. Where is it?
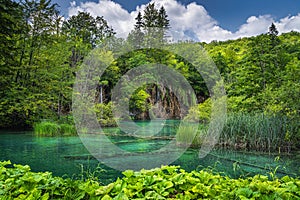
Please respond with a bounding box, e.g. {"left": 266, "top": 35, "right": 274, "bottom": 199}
{"left": 1, "top": 161, "right": 300, "bottom": 199}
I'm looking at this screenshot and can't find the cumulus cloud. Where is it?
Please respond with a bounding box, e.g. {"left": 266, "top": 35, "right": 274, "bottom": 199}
{"left": 69, "top": 0, "right": 136, "bottom": 38}
{"left": 276, "top": 14, "right": 300, "bottom": 33}
{"left": 68, "top": 0, "right": 300, "bottom": 42}
{"left": 234, "top": 15, "right": 274, "bottom": 37}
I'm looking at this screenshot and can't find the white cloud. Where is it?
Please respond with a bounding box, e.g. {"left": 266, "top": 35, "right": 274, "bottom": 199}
{"left": 70, "top": 1, "right": 76, "bottom": 7}
{"left": 68, "top": 0, "right": 300, "bottom": 42}
{"left": 68, "top": 0, "right": 136, "bottom": 38}
{"left": 153, "top": 0, "right": 218, "bottom": 41}
{"left": 235, "top": 15, "right": 273, "bottom": 37}
{"left": 276, "top": 14, "right": 300, "bottom": 33}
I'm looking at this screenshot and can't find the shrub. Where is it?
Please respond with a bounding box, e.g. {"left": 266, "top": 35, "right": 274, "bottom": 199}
{"left": 184, "top": 98, "right": 212, "bottom": 123}
{"left": 94, "top": 102, "right": 117, "bottom": 127}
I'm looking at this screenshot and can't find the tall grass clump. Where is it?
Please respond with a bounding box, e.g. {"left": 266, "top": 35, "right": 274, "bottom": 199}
{"left": 176, "top": 123, "right": 206, "bottom": 148}
{"left": 220, "top": 112, "right": 295, "bottom": 152}
{"left": 60, "top": 123, "right": 77, "bottom": 136}
{"left": 34, "top": 121, "right": 77, "bottom": 136}
{"left": 34, "top": 121, "right": 61, "bottom": 136}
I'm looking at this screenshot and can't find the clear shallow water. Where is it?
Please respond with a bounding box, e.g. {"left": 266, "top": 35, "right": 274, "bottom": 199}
{"left": 1, "top": 122, "right": 299, "bottom": 184}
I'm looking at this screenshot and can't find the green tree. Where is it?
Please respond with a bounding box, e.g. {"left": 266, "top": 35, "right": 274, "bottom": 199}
{"left": 62, "top": 12, "right": 115, "bottom": 69}
{"left": 20, "top": 0, "right": 58, "bottom": 67}
{"left": 3, "top": 0, "right": 63, "bottom": 127}
{"left": 140, "top": 3, "right": 170, "bottom": 46}
{"left": 268, "top": 23, "right": 280, "bottom": 48}
{"left": 127, "top": 11, "right": 144, "bottom": 49}
{"left": 143, "top": 3, "right": 158, "bottom": 28}
{"left": 135, "top": 11, "right": 143, "bottom": 30}
{"left": 62, "top": 11, "right": 114, "bottom": 47}
{"left": 157, "top": 6, "right": 170, "bottom": 41}
{"left": 157, "top": 6, "right": 170, "bottom": 29}
{"left": 0, "top": 0, "right": 25, "bottom": 127}
{"left": 268, "top": 23, "right": 279, "bottom": 36}
{"left": 0, "top": 0, "right": 82, "bottom": 128}
{"left": 0, "top": 0, "right": 24, "bottom": 67}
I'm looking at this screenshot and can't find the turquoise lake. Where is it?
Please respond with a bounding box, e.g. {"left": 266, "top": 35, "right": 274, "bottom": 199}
{"left": 1, "top": 121, "right": 299, "bottom": 184}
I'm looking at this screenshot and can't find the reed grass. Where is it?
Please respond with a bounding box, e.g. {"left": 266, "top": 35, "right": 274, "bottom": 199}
{"left": 220, "top": 113, "right": 295, "bottom": 152}
{"left": 34, "top": 121, "right": 61, "bottom": 136}
{"left": 60, "top": 123, "right": 77, "bottom": 136}
{"left": 34, "top": 121, "right": 77, "bottom": 136}
{"left": 176, "top": 123, "right": 206, "bottom": 147}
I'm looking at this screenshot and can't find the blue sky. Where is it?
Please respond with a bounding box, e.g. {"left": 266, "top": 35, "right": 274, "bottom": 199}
{"left": 53, "top": 0, "right": 300, "bottom": 42}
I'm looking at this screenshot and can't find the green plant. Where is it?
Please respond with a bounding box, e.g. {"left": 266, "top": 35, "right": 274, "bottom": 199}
{"left": 220, "top": 112, "right": 296, "bottom": 152}
{"left": 34, "top": 121, "right": 61, "bottom": 136}
{"left": 184, "top": 98, "right": 212, "bottom": 123}
{"left": 176, "top": 123, "right": 206, "bottom": 148}
{"left": 60, "top": 123, "right": 77, "bottom": 136}
{"left": 58, "top": 115, "right": 74, "bottom": 125}
{"left": 94, "top": 102, "right": 117, "bottom": 127}
{"left": 76, "top": 157, "right": 107, "bottom": 184}
{"left": 1, "top": 161, "right": 300, "bottom": 199}
{"left": 34, "top": 121, "right": 77, "bottom": 136}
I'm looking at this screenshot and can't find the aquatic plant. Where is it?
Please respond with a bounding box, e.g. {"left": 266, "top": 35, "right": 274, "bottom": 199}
{"left": 60, "top": 123, "right": 77, "bottom": 136}
{"left": 77, "top": 162, "right": 107, "bottom": 184}
{"left": 220, "top": 112, "right": 295, "bottom": 152}
{"left": 176, "top": 123, "right": 206, "bottom": 147}
{"left": 34, "top": 121, "right": 77, "bottom": 136}
{"left": 34, "top": 121, "right": 61, "bottom": 136}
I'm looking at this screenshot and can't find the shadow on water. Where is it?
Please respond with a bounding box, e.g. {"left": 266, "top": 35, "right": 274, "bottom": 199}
{"left": 0, "top": 121, "right": 299, "bottom": 184}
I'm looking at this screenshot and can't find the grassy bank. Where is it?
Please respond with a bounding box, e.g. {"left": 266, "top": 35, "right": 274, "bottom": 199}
{"left": 1, "top": 161, "right": 299, "bottom": 199}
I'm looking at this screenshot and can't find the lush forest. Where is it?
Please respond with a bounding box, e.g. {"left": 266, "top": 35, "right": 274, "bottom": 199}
{"left": 0, "top": 0, "right": 299, "bottom": 151}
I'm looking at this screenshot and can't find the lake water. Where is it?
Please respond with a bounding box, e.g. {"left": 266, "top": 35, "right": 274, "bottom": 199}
{"left": 1, "top": 121, "right": 299, "bottom": 184}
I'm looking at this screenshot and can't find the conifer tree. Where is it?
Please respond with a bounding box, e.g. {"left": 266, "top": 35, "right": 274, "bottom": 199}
{"left": 268, "top": 23, "right": 279, "bottom": 36}
{"left": 268, "top": 23, "right": 280, "bottom": 47}
{"left": 143, "top": 3, "right": 158, "bottom": 28}
{"left": 135, "top": 11, "right": 143, "bottom": 30}
{"left": 158, "top": 6, "right": 170, "bottom": 30}
{"left": 157, "top": 6, "right": 170, "bottom": 42}
{"left": 141, "top": 3, "right": 170, "bottom": 44}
